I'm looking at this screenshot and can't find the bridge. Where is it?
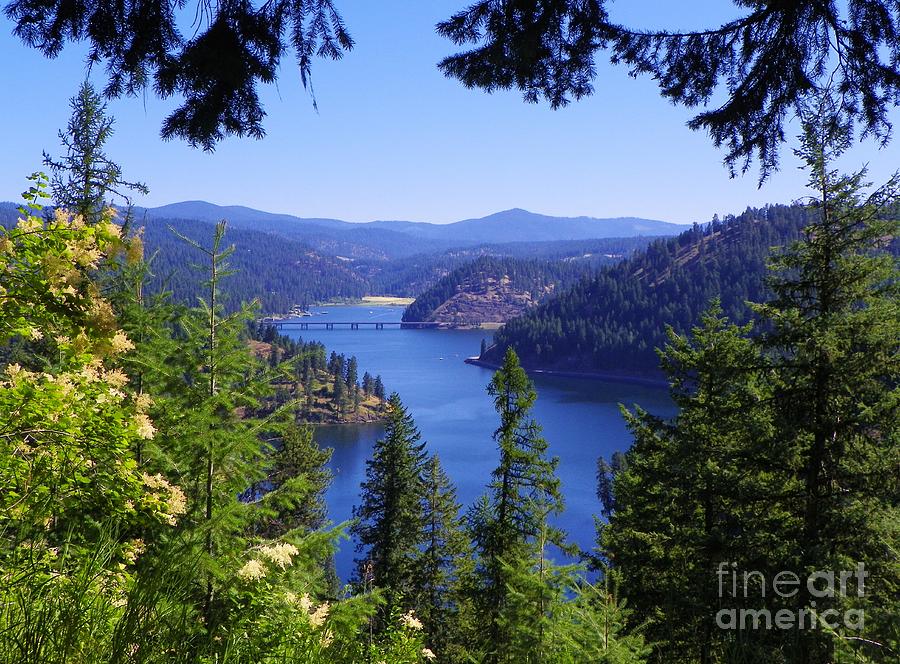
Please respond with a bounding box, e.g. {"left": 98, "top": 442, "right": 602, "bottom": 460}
{"left": 262, "top": 319, "right": 442, "bottom": 330}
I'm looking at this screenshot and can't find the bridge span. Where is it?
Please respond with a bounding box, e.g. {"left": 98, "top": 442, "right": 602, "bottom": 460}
{"left": 263, "top": 319, "right": 442, "bottom": 330}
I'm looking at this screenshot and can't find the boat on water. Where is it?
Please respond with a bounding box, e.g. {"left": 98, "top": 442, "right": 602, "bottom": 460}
{"left": 288, "top": 305, "right": 312, "bottom": 317}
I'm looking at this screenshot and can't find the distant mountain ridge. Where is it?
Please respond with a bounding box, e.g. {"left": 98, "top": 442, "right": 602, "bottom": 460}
{"left": 135, "top": 201, "right": 684, "bottom": 246}
{"left": 0, "top": 201, "right": 663, "bottom": 313}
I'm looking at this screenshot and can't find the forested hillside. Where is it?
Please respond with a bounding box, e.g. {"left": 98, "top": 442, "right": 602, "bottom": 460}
{"left": 142, "top": 217, "right": 370, "bottom": 312}
{"left": 366, "top": 236, "right": 656, "bottom": 297}
{"left": 402, "top": 256, "right": 592, "bottom": 324}
{"left": 483, "top": 205, "right": 813, "bottom": 373}
{"left": 249, "top": 323, "right": 387, "bottom": 423}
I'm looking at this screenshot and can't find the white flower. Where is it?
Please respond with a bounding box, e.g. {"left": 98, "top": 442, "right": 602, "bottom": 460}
{"left": 134, "top": 393, "right": 152, "bottom": 412}
{"left": 401, "top": 610, "right": 423, "bottom": 631}
{"left": 422, "top": 648, "right": 436, "bottom": 660}
{"left": 237, "top": 559, "right": 266, "bottom": 582}
{"left": 135, "top": 414, "right": 156, "bottom": 439}
{"left": 309, "top": 602, "right": 330, "bottom": 628}
{"left": 17, "top": 216, "right": 42, "bottom": 232}
{"left": 104, "top": 368, "right": 129, "bottom": 388}
{"left": 259, "top": 542, "right": 299, "bottom": 569}
{"left": 110, "top": 331, "right": 134, "bottom": 354}
{"left": 104, "top": 221, "right": 122, "bottom": 239}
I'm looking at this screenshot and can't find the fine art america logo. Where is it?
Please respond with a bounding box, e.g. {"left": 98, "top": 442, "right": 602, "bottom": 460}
{"left": 716, "top": 562, "right": 867, "bottom": 631}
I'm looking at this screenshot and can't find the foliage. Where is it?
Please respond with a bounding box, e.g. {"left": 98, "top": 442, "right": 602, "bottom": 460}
{"left": 0, "top": 181, "right": 180, "bottom": 566}
{"left": 5, "top": 0, "right": 352, "bottom": 149}
{"left": 42, "top": 81, "right": 148, "bottom": 223}
{"left": 416, "top": 455, "right": 471, "bottom": 660}
{"left": 468, "top": 348, "right": 566, "bottom": 662}
{"left": 437, "top": 1, "right": 900, "bottom": 179}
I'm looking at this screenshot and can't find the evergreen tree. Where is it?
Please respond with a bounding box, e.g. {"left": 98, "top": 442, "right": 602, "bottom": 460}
{"left": 416, "top": 454, "right": 471, "bottom": 660}
{"left": 346, "top": 355, "right": 358, "bottom": 389}
{"left": 362, "top": 371, "right": 373, "bottom": 395}
{"left": 601, "top": 101, "right": 900, "bottom": 663}
{"left": 256, "top": 423, "right": 333, "bottom": 537}
{"left": 469, "top": 348, "right": 565, "bottom": 663}
{"left": 595, "top": 451, "right": 627, "bottom": 521}
{"left": 328, "top": 351, "right": 345, "bottom": 378}
{"left": 346, "top": 356, "right": 360, "bottom": 411}
{"left": 437, "top": 2, "right": 900, "bottom": 179}
{"left": 605, "top": 307, "right": 780, "bottom": 663}
{"left": 752, "top": 100, "right": 900, "bottom": 663}
{"left": 332, "top": 375, "right": 345, "bottom": 415}
{"left": 351, "top": 394, "right": 428, "bottom": 622}
{"left": 373, "top": 375, "right": 386, "bottom": 400}
{"left": 142, "top": 221, "right": 305, "bottom": 635}
{"left": 43, "top": 81, "right": 147, "bottom": 224}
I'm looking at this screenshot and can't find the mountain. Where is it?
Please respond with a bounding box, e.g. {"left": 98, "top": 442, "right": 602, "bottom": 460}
{"left": 372, "top": 208, "right": 683, "bottom": 243}
{"left": 139, "top": 200, "right": 350, "bottom": 230}
{"left": 480, "top": 204, "right": 814, "bottom": 375}
{"left": 401, "top": 256, "right": 594, "bottom": 326}
{"left": 134, "top": 203, "right": 447, "bottom": 259}
{"left": 134, "top": 201, "right": 684, "bottom": 252}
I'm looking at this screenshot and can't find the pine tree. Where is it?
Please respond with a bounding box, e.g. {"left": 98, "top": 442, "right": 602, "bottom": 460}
{"left": 416, "top": 454, "right": 470, "bottom": 659}
{"left": 351, "top": 393, "right": 428, "bottom": 622}
{"left": 373, "top": 375, "right": 385, "bottom": 400}
{"left": 346, "top": 356, "right": 360, "bottom": 412}
{"left": 332, "top": 375, "right": 345, "bottom": 415}
{"left": 604, "top": 306, "right": 780, "bottom": 663}
{"left": 346, "top": 356, "right": 358, "bottom": 390}
{"left": 600, "top": 99, "right": 900, "bottom": 663}
{"left": 256, "top": 423, "right": 333, "bottom": 537}
{"left": 43, "top": 81, "right": 147, "bottom": 224}
{"left": 470, "top": 348, "right": 565, "bottom": 663}
{"left": 752, "top": 99, "right": 900, "bottom": 663}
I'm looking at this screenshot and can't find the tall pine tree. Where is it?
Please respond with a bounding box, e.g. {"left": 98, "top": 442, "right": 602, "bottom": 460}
{"left": 753, "top": 98, "right": 900, "bottom": 663}
{"left": 416, "top": 454, "right": 471, "bottom": 661}
{"left": 469, "top": 348, "right": 565, "bottom": 663}
{"left": 352, "top": 393, "right": 428, "bottom": 621}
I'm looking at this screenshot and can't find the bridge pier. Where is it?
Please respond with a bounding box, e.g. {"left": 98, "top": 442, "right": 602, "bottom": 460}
{"left": 326, "top": 323, "right": 333, "bottom": 330}
{"left": 375, "top": 322, "right": 383, "bottom": 329}
{"left": 350, "top": 322, "right": 359, "bottom": 329}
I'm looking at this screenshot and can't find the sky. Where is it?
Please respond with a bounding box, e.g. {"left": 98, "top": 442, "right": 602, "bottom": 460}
{"left": 1, "top": 1, "right": 898, "bottom": 225}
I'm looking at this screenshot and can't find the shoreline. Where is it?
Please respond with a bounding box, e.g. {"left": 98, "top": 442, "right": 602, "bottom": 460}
{"left": 317, "top": 296, "right": 415, "bottom": 307}
{"left": 464, "top": 357, "right": 669, "bottom": 388}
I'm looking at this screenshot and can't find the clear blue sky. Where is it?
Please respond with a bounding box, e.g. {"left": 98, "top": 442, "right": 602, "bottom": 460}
{"left": 1, "top": 1, "right": 898, "bottom": 224}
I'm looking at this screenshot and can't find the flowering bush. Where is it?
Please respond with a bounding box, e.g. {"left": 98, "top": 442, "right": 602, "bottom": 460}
{"left": 0, "top": 178, "right": 183, "bottom": 569}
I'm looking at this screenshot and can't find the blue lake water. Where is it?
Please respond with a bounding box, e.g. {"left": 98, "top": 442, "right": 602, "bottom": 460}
{"left": 279, "top": 305, "right": 675, "bottom": 580}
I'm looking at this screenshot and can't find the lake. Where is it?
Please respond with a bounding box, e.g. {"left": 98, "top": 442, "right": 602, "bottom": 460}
{"left": 279, "top": 305, "right": 675, "bottom": 580}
